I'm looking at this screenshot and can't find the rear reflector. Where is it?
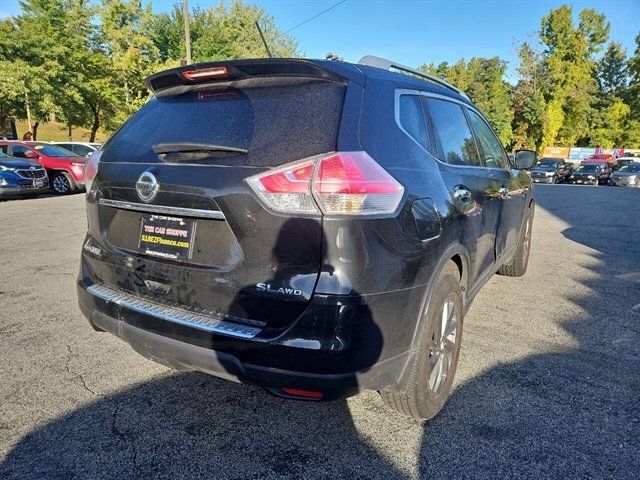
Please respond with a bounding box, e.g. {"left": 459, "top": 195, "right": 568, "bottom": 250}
{"left": 281, "top": 388, "right": 324, "bottom": 399}
{"left": 182, "top": 66, "right": 228, "bottom": 81}
{"left": 246, "top": 152, "right": 404, "bottom": 216}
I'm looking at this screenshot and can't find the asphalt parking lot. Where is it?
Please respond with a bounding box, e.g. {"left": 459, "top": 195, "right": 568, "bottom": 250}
{"left": 1, "top": 185, "right": 639, "bottom": 479}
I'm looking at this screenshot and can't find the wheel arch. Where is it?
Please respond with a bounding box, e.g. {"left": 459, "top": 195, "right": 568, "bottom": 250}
{"left": 394, "top": 241, "right": 470, "bottom": 390}
{"left": 408, "top": 242, "right": 470, "bottom": 351}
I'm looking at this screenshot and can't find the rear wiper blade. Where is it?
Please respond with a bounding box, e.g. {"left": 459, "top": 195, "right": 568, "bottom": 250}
{"left": 152, "top": 143, "right": 248, "bottom": 156}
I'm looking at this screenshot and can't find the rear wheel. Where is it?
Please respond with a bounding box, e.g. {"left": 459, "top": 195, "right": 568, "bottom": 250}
{"left": 498, "top": 202, "right": 534, "bottom": 277}
{"left": 380, "top": 261, "right": 463, "bottom": 421}
{"left": 51, "top": 172, "right": 74, "bottom": 195}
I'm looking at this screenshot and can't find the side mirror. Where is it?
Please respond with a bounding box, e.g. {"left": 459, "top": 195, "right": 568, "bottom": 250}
{"left": 513, "top": 149, "right": 537, "bottom": 170}
{"left": 25, "top": 151, "right": 39, "bottom": 159}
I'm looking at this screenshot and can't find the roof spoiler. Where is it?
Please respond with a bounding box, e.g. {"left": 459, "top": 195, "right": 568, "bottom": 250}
{"left": 358, "top": 55, "right": 469, "bottom": 99}
{"left": 145, "top": 58, "right": 348, "bottom": 94}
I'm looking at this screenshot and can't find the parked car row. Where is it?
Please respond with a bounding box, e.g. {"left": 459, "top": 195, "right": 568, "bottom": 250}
{"left": 0, "top": 140, "right": 101, "bottom": 198}
{"left": 529, "top": 154, "right": 639, "bottom": 187}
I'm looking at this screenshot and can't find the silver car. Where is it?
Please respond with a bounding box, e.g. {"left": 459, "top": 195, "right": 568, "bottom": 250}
{"left": 610, "top": 163, "right": 640, "bottom": 187}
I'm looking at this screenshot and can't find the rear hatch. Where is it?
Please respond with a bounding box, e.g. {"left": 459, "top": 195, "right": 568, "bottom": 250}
{"left": 85, "top": 60, "right": 351, "bottom": 332}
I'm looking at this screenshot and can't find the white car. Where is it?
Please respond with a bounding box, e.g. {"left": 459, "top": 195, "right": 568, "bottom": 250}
{"left": 51, "top": 142, "right": 101, "bottom": 157}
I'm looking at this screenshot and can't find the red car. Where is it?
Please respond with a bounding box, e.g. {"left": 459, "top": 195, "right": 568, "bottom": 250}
{"left": 586, "top": 153, "right": 616, "bottom": 167}
{"left": 0, "top": 141, "right": 86, "bottom": 194}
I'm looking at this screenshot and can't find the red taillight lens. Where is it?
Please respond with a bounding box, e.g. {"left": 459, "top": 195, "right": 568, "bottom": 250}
{"left": 182, "top": 66, "right": 228, "bottom": 81}
{"left": 84, "top": 150, "right": 101, "bottom": 192}
{"left": 313, "top": 152, "right": 404, "bottom": 214}
{"left": 246, "top": 152, "right": 404, "bottom": 216}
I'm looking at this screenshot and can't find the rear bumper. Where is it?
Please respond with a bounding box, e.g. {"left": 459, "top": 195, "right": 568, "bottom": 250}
{"left": 77, "top": 280, "right": 413, "bottom": 400}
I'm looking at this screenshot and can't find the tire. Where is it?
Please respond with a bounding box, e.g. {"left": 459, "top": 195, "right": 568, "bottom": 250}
{"left": 380, "top": 261, "right": 464, "bottom": 421}
{"left": 50, "top": 172, "right": 74, "bottom": 195}
{"left": 498, "top": 202, "right": 534, "bottom": 277}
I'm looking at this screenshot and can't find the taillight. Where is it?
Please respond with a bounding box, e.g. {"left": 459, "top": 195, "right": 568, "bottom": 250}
{"left": 84, "top": 150, "right": 101, "bottom": 193}
{"left": 246, "top": 152, "right": 404, "bottom": 216}
{"left": 313, "top": 152, "right": 404, "bottom": 214}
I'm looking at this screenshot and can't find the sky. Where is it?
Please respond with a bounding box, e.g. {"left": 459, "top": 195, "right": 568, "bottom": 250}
{"left": 1, "top": 0, "right": 638, "bottom": 80}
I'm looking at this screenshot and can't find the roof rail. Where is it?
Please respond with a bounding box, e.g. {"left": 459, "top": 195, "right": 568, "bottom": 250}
{"left": 358, "top": 55, "right": 469, "bottom": 99}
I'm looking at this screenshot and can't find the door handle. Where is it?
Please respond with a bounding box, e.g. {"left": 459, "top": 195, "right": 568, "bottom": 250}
{"left": 498, "top": 187, "right": 509, "bottom": 199}
{"left": 453, "top": 186, "right": 472, "bottom": 203}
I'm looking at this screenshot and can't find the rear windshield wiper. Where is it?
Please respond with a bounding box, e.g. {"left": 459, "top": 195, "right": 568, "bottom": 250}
{"left": 152, "top": 142, "right": 247, "bottom": 159}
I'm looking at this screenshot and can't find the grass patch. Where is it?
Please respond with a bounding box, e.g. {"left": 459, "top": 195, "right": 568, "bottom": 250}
{"left": 15, "top": 120, "right": 109, "bottom": 143}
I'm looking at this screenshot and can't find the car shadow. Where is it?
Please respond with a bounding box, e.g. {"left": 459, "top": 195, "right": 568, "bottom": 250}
{"left": 1, "top": 372, "right": 412, "bottom": 479}
{"left": 417, "top": 185, "right": 640, "bottom": 478}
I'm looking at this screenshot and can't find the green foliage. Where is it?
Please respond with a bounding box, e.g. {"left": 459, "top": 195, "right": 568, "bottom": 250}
{"left": 625, "top": 34, "right": 640, "bottom": 121}
{"left": 511, "top": 43, "right": 546, "bottom": 150}
{"left": 598, "top": 42, "right": 627, "bottom": 95}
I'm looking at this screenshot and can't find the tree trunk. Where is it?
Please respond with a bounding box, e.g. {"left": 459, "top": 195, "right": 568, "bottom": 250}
{"left": 32, "top": 121, "right": 39, "bottom": 141}
{"left": 24, "top": 92, "right": 32, "bottom": 133}
{"left": 89, "top": 108, "right": 100, "bottom": 143}
{"left": 68, "top": 122, "right": 72, "bottom": 140}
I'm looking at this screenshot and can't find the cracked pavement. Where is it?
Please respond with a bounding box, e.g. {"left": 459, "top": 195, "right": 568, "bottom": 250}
{"left": 1, "top": 185, "right": 639, "bottom": 479}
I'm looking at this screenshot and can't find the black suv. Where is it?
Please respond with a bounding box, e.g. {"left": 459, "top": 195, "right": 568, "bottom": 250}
{"left": 77, "top": 57, "right": 536, "bottom": 420}
{"left": 529, "top": 157, "right": 573, "bottom": 184}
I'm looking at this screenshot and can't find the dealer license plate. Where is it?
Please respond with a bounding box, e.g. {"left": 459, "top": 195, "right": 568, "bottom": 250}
{"left": 139, "top": 214, "right": 196, "bottom": 260}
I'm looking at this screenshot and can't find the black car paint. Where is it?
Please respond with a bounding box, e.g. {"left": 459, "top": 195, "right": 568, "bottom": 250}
{"left": 569, "top": 164, "right": 612, "bottom": 185}
{"left": 529, "top": 158, "right": 573, "bottom": 184}
{"left": 77, "top": 58, "right": 533, "bottom": 399}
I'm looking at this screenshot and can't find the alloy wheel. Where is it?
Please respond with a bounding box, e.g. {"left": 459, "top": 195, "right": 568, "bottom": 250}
{"left": 428, "top": 298, "right": 459, "bottom": 395}
{"left": 53, "top": 175, "right": 70, "bottom": 194}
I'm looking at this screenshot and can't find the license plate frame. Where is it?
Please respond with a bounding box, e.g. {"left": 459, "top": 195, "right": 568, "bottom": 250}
{"left": 33, "top": 179, "right": 44, "bottom": 188}
{"left": 138, "top": 214, "right": 196, "bottom": 260}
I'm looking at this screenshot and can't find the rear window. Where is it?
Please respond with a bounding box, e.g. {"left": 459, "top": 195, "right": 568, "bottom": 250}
{"left": 101, "top": 78, "right": 346, "bottom": 167}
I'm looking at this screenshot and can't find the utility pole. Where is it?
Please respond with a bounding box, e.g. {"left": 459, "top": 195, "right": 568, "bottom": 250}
{"left": 183, "top": 0, "right": 192, "bottom": 64}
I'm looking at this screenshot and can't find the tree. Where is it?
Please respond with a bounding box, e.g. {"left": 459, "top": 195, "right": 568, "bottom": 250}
{"left": 99, "top": 0, "right": 159, "bottom": 123}
{"left": 597, "top": 42, "right": 628, "bottom": 96}
{"left": 539, "top": 5, "right": 610, "bottom": 146}
{"left": 192, "top": 0, "right": 300, "bottom": 61}
{"left": 511, "top": 43, "right": 547, "bottom": 151}
{"left": 625, "top": 34, "right": 640, "bottom": 121}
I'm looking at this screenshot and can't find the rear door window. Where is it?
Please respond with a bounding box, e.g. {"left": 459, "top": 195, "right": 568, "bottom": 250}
{"left": 398, "top": 94, "right": 429, "bottom": 150}
{"left": 423, "top": 98, "right": 481, "bottom": 167}
{"left": 101, "top": 78, "right": 346, "bottom": 167}
{"left": 467, "top": 109, "right": 508, "bottom": 169}
{"left": 73, "top": 145, "right": 93, "bottom": 156}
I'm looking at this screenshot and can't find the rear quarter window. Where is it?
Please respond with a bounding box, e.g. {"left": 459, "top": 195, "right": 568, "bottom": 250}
{"left": 424, "top": 98, "right": 481, "bottom": 167}
{"left": 101, "top": 78, "right": 346, "bottom": 167}
{"left": 398, "top": 94, "right": 429, "bottom": 150}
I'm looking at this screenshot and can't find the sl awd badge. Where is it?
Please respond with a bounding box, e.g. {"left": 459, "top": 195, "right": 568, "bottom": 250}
{"left": 136, "top": 171, "right": 159, "bottom": 203}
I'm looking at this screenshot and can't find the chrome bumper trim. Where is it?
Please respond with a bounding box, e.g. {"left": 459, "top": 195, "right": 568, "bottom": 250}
{"left": 99, "top": 198, "right": 225, "bottom": 220}
{"left": 86, "top": 284, "right": 259, "bottom": 339}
